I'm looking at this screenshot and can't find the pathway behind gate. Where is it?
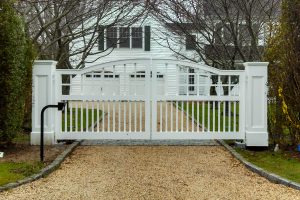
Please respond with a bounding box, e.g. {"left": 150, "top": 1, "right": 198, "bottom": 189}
{"left": 96, "top": 102, "right": 199, "bottom": 132}
{"left": 1, "top": 146, "right": 300, "bottom": 200}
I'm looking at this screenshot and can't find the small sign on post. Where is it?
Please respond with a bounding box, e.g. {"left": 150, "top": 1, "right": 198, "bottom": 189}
{"left": 0, "top": 152, "right": 4, "bottom": 158}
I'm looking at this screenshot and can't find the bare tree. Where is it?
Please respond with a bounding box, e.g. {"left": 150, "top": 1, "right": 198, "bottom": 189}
{"left": 149, "top": 0, "right": 280, "bottom": 69}
{"left": 16, "top": 0, "right": 146, "bottom": 68}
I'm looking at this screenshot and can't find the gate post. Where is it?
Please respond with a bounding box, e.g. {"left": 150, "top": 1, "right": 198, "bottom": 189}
{"left": 244, "top": 62, "right": 269, "bottom": 147}
{"left": 31, "top": 61, "right": 57, "bottom": 145}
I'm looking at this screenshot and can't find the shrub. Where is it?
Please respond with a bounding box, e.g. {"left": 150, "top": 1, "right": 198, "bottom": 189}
{"left": 0, "top": 1, "right": 35, "bottom": 143}
{"left": 265, "top": 0, "right": 300, "bottom": 148}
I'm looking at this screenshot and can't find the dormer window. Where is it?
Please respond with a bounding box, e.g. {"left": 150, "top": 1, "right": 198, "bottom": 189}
{"left": 106, "top": 27, "right": 143, "bottom": 49}
{"left": 99, "top": 26, "right": 151, "bottom": 51}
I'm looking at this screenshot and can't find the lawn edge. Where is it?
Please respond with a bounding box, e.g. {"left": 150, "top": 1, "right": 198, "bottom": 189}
{"left": 217, "top": 140, "right": 300, "bottom": 191}
{"left": 0, "top": 140, "right": 82, "bottom": 192}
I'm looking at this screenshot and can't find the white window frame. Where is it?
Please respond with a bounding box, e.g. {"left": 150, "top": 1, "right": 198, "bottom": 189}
{"left": 105, "top": 26, "right": 144, "bottom": 50}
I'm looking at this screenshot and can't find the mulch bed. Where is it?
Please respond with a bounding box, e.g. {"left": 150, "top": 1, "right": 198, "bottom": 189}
{"left": 0, "top": 132, "right": 69, "bottom": 164}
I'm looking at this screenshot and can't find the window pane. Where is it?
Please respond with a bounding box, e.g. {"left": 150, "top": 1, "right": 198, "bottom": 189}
{"left": 131, "top": 27, "right": 143, "bottom": 48}
{"left": 186, "top": 35, "right": 196, "bottom": 50}
{"left": 120, "top": 27, "right": 130, "bottom": 48}
{"left": 188, "top": 68, "right": 195, "bottom": 91}
{"left": 132, "top": 38, "right": 142, "bottom": 48}
{"left": 107, "top": 27, "right": 118, "bottom": 48}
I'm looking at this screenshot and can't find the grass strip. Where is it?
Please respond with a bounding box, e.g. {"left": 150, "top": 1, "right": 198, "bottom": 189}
{"left": 0, "top": 162, "right": 43, "bottom": 186}
{"left": 236, "top": 148, "right": 300, "bottom": 184}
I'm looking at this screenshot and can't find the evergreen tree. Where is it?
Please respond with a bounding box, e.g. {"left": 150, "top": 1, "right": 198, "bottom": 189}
{"left": 0, "top": 0, "right": 35, "bottom": 144}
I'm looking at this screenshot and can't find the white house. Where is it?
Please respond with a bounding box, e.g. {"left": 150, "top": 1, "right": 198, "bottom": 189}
{"left": 68, "top": 0, "right": 271, "bottom": 97}
{"left": 69, "top": 1, "right": 212, "bottom": 97}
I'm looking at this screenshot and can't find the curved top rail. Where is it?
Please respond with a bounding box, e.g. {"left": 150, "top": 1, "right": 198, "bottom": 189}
{"left": 56, "top": 58, "right": 245, "bottom": 75}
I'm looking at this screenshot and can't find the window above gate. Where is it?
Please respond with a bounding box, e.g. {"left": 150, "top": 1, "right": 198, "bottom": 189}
{"left": 130, "top": 71, "right": 164, "bottom": 78}
{"left": 98, "top": 26, "right": 151, "bottom": 51}
{"left": 85, "top": 71, "right": 120, "bottom": 78}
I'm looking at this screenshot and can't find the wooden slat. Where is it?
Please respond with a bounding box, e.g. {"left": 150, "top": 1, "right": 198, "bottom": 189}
{"left": 118, "top": 101, "right": 121, "bottom": 132}
{"left": 139, "top": 101, "right": 142, "bottom": 132}
{"left": 92, "top": 101, "right": 94, "bottom": 132}
{"left": 102, "top": 101, "right": 105, "bottom": 132}
{"left": 75, "top": 102, "right": 78, "bottom": 132}
{"left": 86, "top": 101, "right": 88, "bottom": 132}
{"left": 171, "top": 101, "right": 173, "bottom": 132}
{"left": 134, "top": 101, "right": 137, "bottom": 132}
{"left": 129, "top": 101, "right": 132, "bottom": 132}
{"left": 213, "top": 101, "right": 215, "bottom": 132}
{"left": 223, "top": 101, "right": 226, "bottom": 132}
{"left": 176, "top": 101, "right": 178, "bottom": 132}
{"left": 197, "top": 101, "right": 200, "bottom": 132}
{"left": 64, "top": 101, "right": 68, "bottom": 132}
{"left": 202, "top": 101, "right": 205, "bottom": 132}
{"left": 70, "top": 101, "right": 73, "bottom": 132}
{"left": 124, "top": 101, "right": 127, "bottom": 131}
{"left": 160, "top": 101, "right": 163, "bottom": 132}
{"left": 108, "top": 101, "right": 110, "bottom": 132}
{"left": 192, "top": 101, "right": 194, "bottom": 132}
{"left": 218, "top": 101, "right": 221, "bottom": 132}
{"left": 186, "top": 101, "right": 189, "bottom": 132}
{"left": 81, "top": 102, "right": 83, "bottom": 132}
{"left": 113, "top": 101, "right": 116, "bottom": 132}
{"left": 97, "top": 101, "right": 100, "bottom": 132}
{"left": 165, "top": 101, "right": 168, "bottom": 131}
{"left": 207, "top": 101, "right": 210, "bottom": 132}
{"left": 181, "top": 101, "right": 184, "bottom": 132}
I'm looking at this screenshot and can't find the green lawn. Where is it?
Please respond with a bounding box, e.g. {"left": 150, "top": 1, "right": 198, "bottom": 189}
{"left": 179, "top": 101, "right": 239, "bottom": 132}
{"left": 62, "top": 108, "right": 102, "bottom": 132}
{"left": 0, "top": 162, "right": 43, "bottom": 186}
{"left": 236, "top": 148, "right": 300, "bottom": 183}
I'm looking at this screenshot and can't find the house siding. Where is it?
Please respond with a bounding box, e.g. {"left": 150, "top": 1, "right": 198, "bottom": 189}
{"left": 69, "top": 4, "right": 206, "bottom": 96}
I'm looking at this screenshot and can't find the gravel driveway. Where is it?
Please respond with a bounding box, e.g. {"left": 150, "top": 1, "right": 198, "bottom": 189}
{"left": 1, "top": 146, "right": 300, "bottom": 200}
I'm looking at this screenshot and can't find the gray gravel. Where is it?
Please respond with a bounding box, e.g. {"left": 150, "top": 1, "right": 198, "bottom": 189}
{"left": 1, "top": 146, "right": 300, "bottom": 200}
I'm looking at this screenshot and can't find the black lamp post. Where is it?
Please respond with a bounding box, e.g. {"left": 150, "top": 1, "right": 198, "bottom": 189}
{"left": 40, "top": 102, "right": 66, "bottom": 162}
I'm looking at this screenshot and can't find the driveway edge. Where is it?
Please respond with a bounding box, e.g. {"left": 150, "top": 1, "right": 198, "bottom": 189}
{"left": 218, "top": 140, "right": 300, "bottom": 191}
{"left": 0, "top": 140, "right": 82, "bottom": 192}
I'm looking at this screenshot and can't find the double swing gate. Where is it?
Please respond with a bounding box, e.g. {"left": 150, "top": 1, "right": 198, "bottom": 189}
{"left": 55, "top": 59, "right": 245, "bottom": 141}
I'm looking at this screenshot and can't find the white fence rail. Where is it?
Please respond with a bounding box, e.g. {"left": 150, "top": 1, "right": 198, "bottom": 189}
{"left": 31, "top": 59, "right": 268, "bottom": 146}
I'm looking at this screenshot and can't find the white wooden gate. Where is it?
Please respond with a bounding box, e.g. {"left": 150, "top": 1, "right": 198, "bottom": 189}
{"left": 31, "top": 59, "right": 269, "bottom": 146}
{"left": 54, "top": 58, "right": 244, "bottom": 140}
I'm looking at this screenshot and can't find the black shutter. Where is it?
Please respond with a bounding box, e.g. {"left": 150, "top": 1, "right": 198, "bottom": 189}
{"left": 144, "top": 26, "right": 151, "bottom": 51}
{"left": 98, "top": 26, "right": 105, "bottom": 51}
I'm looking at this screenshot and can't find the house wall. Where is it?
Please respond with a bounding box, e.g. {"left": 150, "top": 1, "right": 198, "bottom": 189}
{"left": 69, "top": 3, "right": 203, "bottom": 96}
{"left": 69, "top": 4, "right": 200, "bottom": 67}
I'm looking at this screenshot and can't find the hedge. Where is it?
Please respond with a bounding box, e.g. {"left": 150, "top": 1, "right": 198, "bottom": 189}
{"left": 0, "top": 1, "right": 35, "bottom": 143}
